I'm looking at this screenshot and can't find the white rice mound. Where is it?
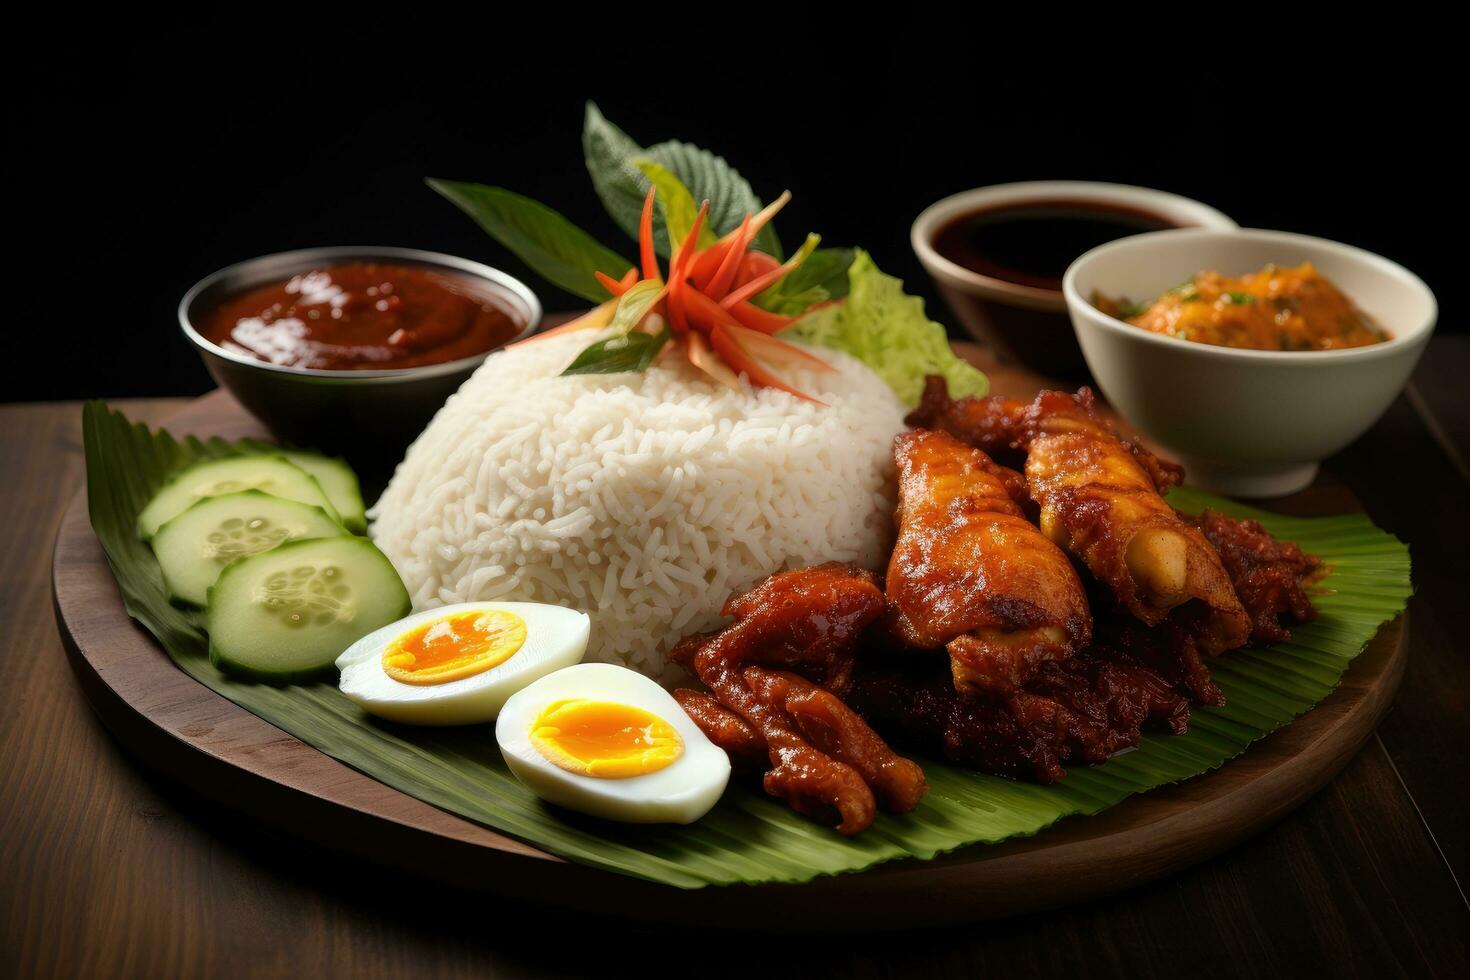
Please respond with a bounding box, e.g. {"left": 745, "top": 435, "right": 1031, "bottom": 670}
{"left": 370, "top": 328, "right": 906, "bottom": 681}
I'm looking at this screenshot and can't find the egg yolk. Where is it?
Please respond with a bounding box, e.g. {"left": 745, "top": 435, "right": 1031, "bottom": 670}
{"left": 381, "top": 610, "right": 526, "bottom": 686}
{"left": 529, "top": 699, "right": 683, "bottom": 779}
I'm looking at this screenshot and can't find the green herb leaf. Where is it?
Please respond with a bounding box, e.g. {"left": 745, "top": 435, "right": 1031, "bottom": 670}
{"left": 561, "top": 327, "right": 672, "bottom": 376}
{"left": 1225, "top": 291, "right": 1255, "bottom": 305}
{"left": 636, "top": 161, "right": 714, "bottom": 252}
{"left": 581, "top": 104, "right": 653, "bottom": 250}
{"left": 608, "top": 278, "right": 665, "bottom": 333}
{"left": 583, "top": 102, "right": 782, "bottom": 259}
{"left": 756, "top": 246, "right": 856, "bottom": 315}
{"left": 427, "top": 179, "right": 633, "bottom": 303}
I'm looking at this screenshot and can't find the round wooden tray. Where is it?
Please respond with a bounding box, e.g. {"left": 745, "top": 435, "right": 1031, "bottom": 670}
{"left": 53, "top": 389, "right": 1407, "bottom": 932}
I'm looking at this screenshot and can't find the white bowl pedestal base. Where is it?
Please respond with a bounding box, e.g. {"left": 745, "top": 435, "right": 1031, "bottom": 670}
{"left": 1181, "top": 459, "right": 1320, "bottom": 499}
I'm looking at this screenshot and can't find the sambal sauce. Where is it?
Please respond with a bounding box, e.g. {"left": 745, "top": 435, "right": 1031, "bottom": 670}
{"left": 1093, "top": 262, "right": 1389, "bottom": 352}
{"left": 199, "top": 262, "right": 526, "bottom": 370}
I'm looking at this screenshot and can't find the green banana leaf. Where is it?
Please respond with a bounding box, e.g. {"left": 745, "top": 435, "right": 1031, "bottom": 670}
{"left": 82, "top": 402, "right": 1412, "bottom": 889}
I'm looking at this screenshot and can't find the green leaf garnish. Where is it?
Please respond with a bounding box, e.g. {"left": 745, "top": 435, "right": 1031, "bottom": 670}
{"left": 561, "top": 279, "right": 669, "bottom": 376}
{"left": 561, "top": 327, "right": 672, "bottom": 376}
{"left": 635, "top": 161, "right": 714, "bottom": 253}
{"left": 583, "top": 102, "right": 782, "bottom": 259}
{"left": 607, "top": 279, "right": 665, "bottom": 333}
{"left": 427, "top": 179, "right": 633, "bottom": 303}
{"left": 785, "top": 250, "right": 987, "bottom": 406}
{"left": 1225, "top": 291, "right": 1255, "bottom": 305}
{"left": 755, "top": 247, "right": 856, "bottom": 315}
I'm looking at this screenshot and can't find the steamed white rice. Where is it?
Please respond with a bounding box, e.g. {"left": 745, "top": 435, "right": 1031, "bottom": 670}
{"left": 369, "top": 328, "right": 906, "bottom": 680}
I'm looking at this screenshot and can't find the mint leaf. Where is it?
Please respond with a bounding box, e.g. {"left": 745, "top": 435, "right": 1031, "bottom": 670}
{"left": 561, "top": 327, "right": 671, "bottom": 376}
{"left": 428, "top": 179, "right": 633, "bottom": 303}
{"left": 582, "top": 103, "right": 782, "bottom": 260}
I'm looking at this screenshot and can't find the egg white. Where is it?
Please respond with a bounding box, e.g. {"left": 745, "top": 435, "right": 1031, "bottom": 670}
{"left": 335, "top": 601, "right": 589, "bottom": 725}
{"left": 496, "top": 663, "right": 731, "bottom": 824}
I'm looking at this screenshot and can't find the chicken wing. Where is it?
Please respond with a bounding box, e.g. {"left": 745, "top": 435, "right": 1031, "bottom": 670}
{"left": 909, "top": 380, "right": 1249, "bottom": 656}
{"left": 887, "top": 428, "right": 1091, "bottom": 697}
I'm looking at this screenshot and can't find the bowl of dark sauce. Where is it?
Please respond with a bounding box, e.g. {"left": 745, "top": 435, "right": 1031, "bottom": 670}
{"left": 180, "top": 246, "right": 540, "bottom": 469}
{"left": 913, "top": 182, "right": 1235, "bottom": 380}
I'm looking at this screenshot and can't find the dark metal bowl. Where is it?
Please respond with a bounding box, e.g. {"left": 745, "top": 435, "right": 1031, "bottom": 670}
{"left": 178, "top": 246, "right": 541, "bottom": 468}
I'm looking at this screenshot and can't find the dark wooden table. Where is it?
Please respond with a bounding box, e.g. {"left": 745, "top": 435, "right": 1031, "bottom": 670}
{"left": 4, "top": 337, "right": 1467, "bottom": 979}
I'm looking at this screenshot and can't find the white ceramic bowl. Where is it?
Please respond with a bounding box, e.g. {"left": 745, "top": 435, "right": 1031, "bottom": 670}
{"left": 912, "top": 181, "right": 1236, "bottom": 379}
{"left": 1064, "top": 228, "right": 1436, "bottom": 497}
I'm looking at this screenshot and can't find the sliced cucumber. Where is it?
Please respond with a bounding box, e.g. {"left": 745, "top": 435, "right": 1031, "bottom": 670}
{"left": 149, "top": 491, "right": 347, "bottom": 607}
{"left": 205, "top": 537, "right": 410, "bottom": 681}
{"left": 138, "top": 456, "right": 341, "bottom": 540}
{"left": 277, "top": 450, "right": 368, "bottom": 534}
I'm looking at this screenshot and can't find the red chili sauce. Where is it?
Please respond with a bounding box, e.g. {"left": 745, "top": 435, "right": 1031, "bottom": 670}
{"left": 198, "top": 262, "right": 526, "bottom": 370}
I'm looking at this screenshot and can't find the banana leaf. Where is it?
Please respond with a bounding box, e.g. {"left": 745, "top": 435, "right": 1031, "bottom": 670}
{"left": 81, "top": 402, "right": 1412, "bottom": 889}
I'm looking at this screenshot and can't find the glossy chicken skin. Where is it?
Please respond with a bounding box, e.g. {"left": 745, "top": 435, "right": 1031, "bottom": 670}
{"left": 909, "top": 380, "right": 1250, "bottom": 656}
{"left": 887, "top": 429, "right": 1091, "bottom": 696}
{"left": 671, "top": 564, "right": 927, "bottom": 835}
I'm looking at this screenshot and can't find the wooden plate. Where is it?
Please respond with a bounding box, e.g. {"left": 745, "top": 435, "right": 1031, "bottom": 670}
{"left": 52, "top": 382, "right": 1407, "bottom": 932}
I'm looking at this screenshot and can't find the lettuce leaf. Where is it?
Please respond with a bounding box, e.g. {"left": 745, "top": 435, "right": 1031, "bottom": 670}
{"left": 784, "top": 250, "right": 988, "bottom": 406}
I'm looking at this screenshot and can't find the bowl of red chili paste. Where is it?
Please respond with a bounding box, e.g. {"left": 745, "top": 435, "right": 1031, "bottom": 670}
{"left": 180, "top": 246, "right": 540, "bottom": 462}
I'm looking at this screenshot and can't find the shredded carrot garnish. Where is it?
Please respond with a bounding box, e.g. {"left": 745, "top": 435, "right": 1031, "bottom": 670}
{"left": 709, "top": 324, "right": 824, "bottom": 405}
{"left": 721, "top": 248, "right": 813, "bottom": 309}
{"left": 596, "top": 270, "right": 631, "bottom": 296}
{"left": 639, "top": 187, "right": 659, "bottom": 282}
{"left": 681, "top": 284, "right": 745, "bottom": 335}
{"left": 727, "top": 300, "right": 796, "bottom": 335}
{"left": 685, "top": 330, "right": 741, "bottom": 391}
{"left": 705, "top": 214, "right": 755, "bottom": 299}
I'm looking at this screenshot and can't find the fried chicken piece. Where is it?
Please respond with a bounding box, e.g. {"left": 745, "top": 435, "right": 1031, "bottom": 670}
{"left": 887, "top": 429, "right": 1092, "bottom": 697}
{"left": 909, "top": 379, "right": 1249, "bottom": 656}
{"left": 674, "top": 634, "right": 876, "bottom": 834}
{"left": 847, "top": 663, "right": 1069, "bottom": 781}
{"left": 909, "top": 375, "right": 1184, "bottom": 492}
{"left": 743, "top": 666, "right": 927, "bottom": 813}
{"left": 671, "top": 690, "right": 767, "bottom": 771}
{"left": 670, "top": 564, "right": 925, "bottom": 835}
{"left": 849, "top": 645, "right": 1192, "bottom": 784}
{"left": 1195, "top": 508, "right": 1322, "bottom": 644}
{"left": 673, "top": 561, "right": 886, "bottom": 695}
{"left": 1090, "top": 615, "right": 1225, "bottom": 707}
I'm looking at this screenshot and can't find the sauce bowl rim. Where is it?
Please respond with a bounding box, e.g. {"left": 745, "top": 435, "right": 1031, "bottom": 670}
{"left": 911, "top": 180, "right": 1238, "bottom": 308}
{"left": 178, "top": 245, "right": 543, "bottom": 382}
{"left": 1062, "top": 226, "right": 1438, "bottom": 364}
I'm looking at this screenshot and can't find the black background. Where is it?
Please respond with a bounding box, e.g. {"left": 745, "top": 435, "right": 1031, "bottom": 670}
{"left": 11, "top": 30, "right": 1456, "bottom": 403}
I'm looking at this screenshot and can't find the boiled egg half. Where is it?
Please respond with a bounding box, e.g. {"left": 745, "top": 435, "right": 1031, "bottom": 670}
{"left": 335, "top": 601, "right": 589, "bottom": 725}
{"left": 496, "top": 663, "right": 731, "bottom": 824}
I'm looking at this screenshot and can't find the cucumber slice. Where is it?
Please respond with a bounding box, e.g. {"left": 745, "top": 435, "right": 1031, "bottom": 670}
{"left": 138, "top": 456, "right": 341, "bottom": 540}
{"left": 277, "top": 450, "right": 368, "bottom": 534}
{"left": 149, "top": 491, "right": 347, "bottom": 607}
{"left": 205, "top": 537, "right": 410, "bottom": 681}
